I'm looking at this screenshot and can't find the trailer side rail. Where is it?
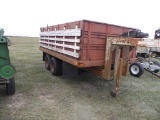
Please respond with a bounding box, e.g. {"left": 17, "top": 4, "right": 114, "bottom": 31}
{"left": 39, "top": 28, "right": 81, "bottom": 58}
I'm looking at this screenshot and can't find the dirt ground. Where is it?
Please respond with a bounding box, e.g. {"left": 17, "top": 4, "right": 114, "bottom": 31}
{"left": 0, "top": 37, "right": 160, "bottom": 120}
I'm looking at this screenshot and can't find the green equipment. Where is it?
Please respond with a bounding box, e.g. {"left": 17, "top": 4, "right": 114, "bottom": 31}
{"left": 0, "top": 28, "right": 15, "bottom": 95}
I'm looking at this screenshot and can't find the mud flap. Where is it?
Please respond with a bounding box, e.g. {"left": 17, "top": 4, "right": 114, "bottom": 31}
{"left": 62, "top": 61, "right": 78, "bottom": 78}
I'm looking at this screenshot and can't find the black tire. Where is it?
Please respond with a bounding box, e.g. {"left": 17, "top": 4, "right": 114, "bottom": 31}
{"left": 45, "top": 54, "right": 51, "bottom": 70}
{"left": 129, "top": 62, "right": 144, "bottom": 77}
{"left": 50, "top": 57, "right": 62, "bottom": 76}
{"left": 152, "top": 60, "right": 160, "bottom": 67}
{"left": 6, "top": 77, "right": 15, "bottom": 95}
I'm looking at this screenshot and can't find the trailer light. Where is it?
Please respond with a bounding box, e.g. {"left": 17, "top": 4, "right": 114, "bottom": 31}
{"left": 74, "top": 62, "right": 84, "bottom": 67}
{"left": 75, "top": 61, "right": 78, "bottom": 66}
{"left": 79, "top": 63, "right": 84, "bottom": 67}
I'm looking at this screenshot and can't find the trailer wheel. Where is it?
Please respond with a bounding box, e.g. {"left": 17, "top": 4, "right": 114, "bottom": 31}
{"left": 152, "top": 60, "right": 160, "bottom": 67}
{"left": 50, "top": 57, "right": 62, "bottom": 76}
{"left": 45, "top": 54, "right": 51, "bottom": 70}
{"left": 6, "top": 77, "right": 15, "bottom": 95}
{"left": 129, "top": 62, "right": 144, "bottom": 77}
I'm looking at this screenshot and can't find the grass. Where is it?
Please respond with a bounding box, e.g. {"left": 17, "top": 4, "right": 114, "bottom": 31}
{"left": 0, "top": 36, "right": 160, "bottom": 120}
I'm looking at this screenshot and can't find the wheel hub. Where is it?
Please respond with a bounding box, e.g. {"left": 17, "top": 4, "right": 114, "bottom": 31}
{"left": 131, "top": 65, "right": 140, "bottom": 74}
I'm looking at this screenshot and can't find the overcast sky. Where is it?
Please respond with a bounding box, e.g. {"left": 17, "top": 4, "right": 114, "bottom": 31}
{"left": 1, "top": 0, "right": 160, "bottom": 37}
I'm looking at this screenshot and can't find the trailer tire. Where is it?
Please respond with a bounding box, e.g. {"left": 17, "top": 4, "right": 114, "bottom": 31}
{"left": 129, "top": 62, "right": 144, "bottom": 77}
{"left": 50, "top": 57, "right": 62, "bottom": 76}
{"left": 45, "top": 54, "right": 51, "bottom": 70}
{"left": 6, "top": 77, "right": 15, "bottom": 95}
{"left": 152, "top": 60, "right": 160, "bottom": 67}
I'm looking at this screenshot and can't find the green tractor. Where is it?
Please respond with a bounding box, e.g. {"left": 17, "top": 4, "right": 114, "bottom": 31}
{"left": 0, "top": 28, "right": 15, "bottom": 95}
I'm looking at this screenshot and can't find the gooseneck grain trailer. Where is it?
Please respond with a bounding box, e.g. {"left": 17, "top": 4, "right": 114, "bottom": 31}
{"left": 39, "top": 20, "right": 160, "bottom": 96}
{"left": 0, "top": 28, "right": 15, "bottom": 95}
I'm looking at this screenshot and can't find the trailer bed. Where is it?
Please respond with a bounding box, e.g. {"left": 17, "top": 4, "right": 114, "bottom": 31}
{"left": 40, "top": 20, "right": 136, "bottom": 67}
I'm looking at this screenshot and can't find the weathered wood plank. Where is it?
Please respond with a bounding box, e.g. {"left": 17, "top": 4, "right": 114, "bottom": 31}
{"left": 40, "top": 29, "right": 81, "bottom": 36}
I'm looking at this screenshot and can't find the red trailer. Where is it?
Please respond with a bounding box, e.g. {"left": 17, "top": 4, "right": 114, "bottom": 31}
{"left": 39, "top": 20, "right": 158, "bottom": 96}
